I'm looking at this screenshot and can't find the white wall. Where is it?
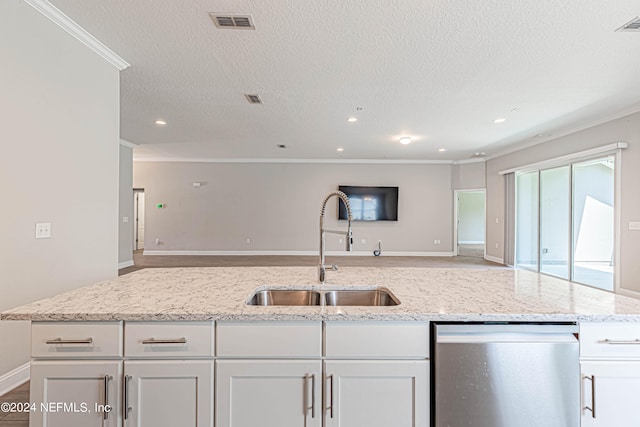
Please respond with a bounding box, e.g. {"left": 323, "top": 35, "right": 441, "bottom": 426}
{"left": 0, "top": 1, "right": 120, "bottom": 376}
{"left": 119, "top": 144, "right": 134, "bottom": 265}
{"left": 486, "top": 111, "right": 640, "bottom": 293}
{"left": 133, "top": 162, "right": 454, "bottom": 254}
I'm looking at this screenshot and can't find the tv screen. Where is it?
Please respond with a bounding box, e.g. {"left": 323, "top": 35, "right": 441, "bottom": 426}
{"left": 338, "top": 186, "right": 398, "bottom": 221}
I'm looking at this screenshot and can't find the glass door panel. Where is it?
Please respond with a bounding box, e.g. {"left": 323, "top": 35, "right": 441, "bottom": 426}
{"left": 516, "top": 171, "right": 539, "bottom": 271}
{"left": 572, "top": 158, "right": 615, "bottom": 291}
{"left": 539, "top": 166, "right": 570, "bottom": 279}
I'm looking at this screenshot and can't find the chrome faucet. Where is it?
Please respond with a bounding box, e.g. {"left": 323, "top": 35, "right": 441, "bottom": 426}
{"left": 319, "top": 191, "right": 353, "bottom": 283}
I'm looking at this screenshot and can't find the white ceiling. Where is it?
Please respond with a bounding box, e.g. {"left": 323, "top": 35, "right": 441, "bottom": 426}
{"left": 48, "top": 0, "right": 640, "bottom": 161}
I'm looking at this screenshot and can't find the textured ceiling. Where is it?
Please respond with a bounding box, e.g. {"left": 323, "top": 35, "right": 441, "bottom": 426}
{"left": 48, "top": 0, "right": 640, "bottom": 161}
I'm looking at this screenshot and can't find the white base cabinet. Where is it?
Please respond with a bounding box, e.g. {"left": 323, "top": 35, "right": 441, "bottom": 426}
{"left": 123, "top": 360, "right": 213, "bottom": 427}
{"left": 580, "top": 361, "right": 640, "bottom": 427}
{"left": 216, "top": 360, "right": 322, "bottom": 427}
{"left": 30, "top": 360, "right": 121, "bottom": 427}
{"left": 324, "top": 360, "right": 429, "bottom": 427}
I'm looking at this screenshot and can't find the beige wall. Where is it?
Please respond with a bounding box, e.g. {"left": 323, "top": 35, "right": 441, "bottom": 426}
{"left": 486, "top": 111, "right": 640, "bottom": 292}
{"left": 0, "top": 1, "right": 120, "bottom": 376}
{"left": 119, "top": 145, "right": 134, "bottom": 265}
{"left": 452, "top": 161, "right": 486, "bottom": 190}
{"left": 133, "top": 162, "right": 454, "bottom": 254}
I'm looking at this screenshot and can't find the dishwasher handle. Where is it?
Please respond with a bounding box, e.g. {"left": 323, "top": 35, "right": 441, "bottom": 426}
{"left": 435, "top": 324, "right": 579, "bottom": 344}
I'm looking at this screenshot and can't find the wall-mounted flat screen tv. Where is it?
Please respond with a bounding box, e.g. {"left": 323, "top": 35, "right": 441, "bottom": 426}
{"left": 338, "top": 186, "right": 399, "bottom": 221}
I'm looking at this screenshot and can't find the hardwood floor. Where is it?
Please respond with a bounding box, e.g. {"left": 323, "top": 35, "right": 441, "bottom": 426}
{"left": 119, "top": 250, "right": 505, "bottom": 276}
{"left": 0, "top": 382, "right": 29, "bottom": 427}
{"left": 3, "top": 251, "right": 505, "bottom": 423}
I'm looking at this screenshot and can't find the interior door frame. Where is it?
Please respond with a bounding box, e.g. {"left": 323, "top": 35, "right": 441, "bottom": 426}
{"left": 453, "top": 189, "right": 486, "bottom": 258}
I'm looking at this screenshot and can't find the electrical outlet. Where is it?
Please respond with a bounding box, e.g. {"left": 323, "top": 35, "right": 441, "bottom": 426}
{"left": 361, "top": 239, "right": 367, "bottom": 244}
{"left": 246, "top": 238, "right": 251, "bottom": 244}
{"left": 338, "top": 238, "right": 343, "bottom": 244}
{"left": 35, "top": 222, "right": 51, "bottom": 239}
{"left": 495, "top": 243, "right": 499, "bottom": 249}
{"left": 122, "top": 217, "right": 129, "bottom": 223}
{"left": 434, "top": 239, "right": 441, "bottom": 245}
{"left": 495, "top": 217, "right": 500, "bottom": 224}
{"left": 155, "top": 238, "right": 160, "bottom": 245}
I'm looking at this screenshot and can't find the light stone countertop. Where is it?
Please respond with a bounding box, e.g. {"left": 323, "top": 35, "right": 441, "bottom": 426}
{"left": 3, "top": 267, "right": 640, "bottom": 322}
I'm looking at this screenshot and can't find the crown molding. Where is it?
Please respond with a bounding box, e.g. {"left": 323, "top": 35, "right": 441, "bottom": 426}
{"left": 23, "top": 0, "right": 130, "bottom": 70}
{"left": 119, "top": 139, "right": 137, "bottom": 149}
{"left": 132, "top": 157, "right": 454, "bottom": 165}
{"left": 452, "top": 157, "right": 486, "bottom": 165}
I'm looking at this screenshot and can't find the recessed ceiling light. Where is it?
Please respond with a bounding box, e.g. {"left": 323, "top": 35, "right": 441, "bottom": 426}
{"left": 154, "top": 120, "right": 167, "bottom": 126}
{"left": 337, "top": 147, "right": 344, "bottom": 152}
{"left": 438, "top": 148, "right": 446, "bottom": 152}
{"left": 347, "top": 117, "right": 358, "bottom": 123}
{"left": 399, "top": 137, "right": 412, "bottom": 145}
{"left": 494, "top": 118, "right": 506, "bottom": 124}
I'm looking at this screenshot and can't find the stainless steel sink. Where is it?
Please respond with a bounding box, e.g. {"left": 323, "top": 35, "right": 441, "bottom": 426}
{"left": 324, "top": 289, "right": 399, "bottom": 306}
{"left": 248, "top": 290, "right": 321, "bottom": 306}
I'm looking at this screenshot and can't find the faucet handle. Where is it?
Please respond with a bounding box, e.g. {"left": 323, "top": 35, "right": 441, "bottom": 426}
{"left": 330, "top": 264, "right": 339, "bottom": 271}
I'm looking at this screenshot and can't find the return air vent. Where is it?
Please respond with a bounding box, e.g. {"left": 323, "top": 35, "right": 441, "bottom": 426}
{"left": 616, "top": 16, "right": 640, "bottom": 32}
{"left": 245, "top": 94, "right": 263, "bottom": 104}
{"left": 210, "top": 13, "right": 255, "bottom": 30}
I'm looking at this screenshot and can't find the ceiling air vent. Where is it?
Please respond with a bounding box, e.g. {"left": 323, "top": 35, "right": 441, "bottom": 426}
{"left": 245, "top": 94, "right": 263, "bottom": 104}
{"left": 210, "top": 13, "right": 255, "bottom": 30}
{"left": 616, "top": 16, "right": 640, "bottom": 32}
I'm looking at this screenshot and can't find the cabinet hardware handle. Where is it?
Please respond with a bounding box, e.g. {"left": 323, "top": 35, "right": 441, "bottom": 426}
{"left": 124, "top": 375, "right": 132, "bottom": 420}
{"left": 141, "top": 337, "right": 187, "bottom": 344}
{"left": 604, "top": 338, "right": 640, "bottom": 345}
{"left": 45, "top": 337, "right": 93, "bottom": 345}
{"left": 328, "top": 374, "right": 334, "bottom": 419}
{"left": 583, "top": 375, "right": 596, "bottom": 418}
{"left": 103, "top": 375, "right": 113, "bottom": 421}
{"left": 305, "top": 374, "right": 315, "bottom": 418}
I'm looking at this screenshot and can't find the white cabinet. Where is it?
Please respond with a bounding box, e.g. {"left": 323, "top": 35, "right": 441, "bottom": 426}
{"left": 123, "top": 360, "right": 213, "bottom": 427}
{"left": 216, "top": 360, "right": 322, "bottom": 427}
{"left": 29, "top": 321, "right": 214, "bottom": 427}
{"left": 580, "top": 322, "right": 640, "bottom": 427}
{"left": 580, "top": 361, "right": 640, "bottom": 427}
{"left": 324, "top": 360, "right": 429, "bottom": 427}
{"left": 30, "top": 360, "right": 121, "bottom": 427}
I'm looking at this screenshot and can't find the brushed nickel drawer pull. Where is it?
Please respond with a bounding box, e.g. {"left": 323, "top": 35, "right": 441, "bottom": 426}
{"left": 141, "top": 337, "right": 187, "bottom": 345}
{"left": 103, "top": 375, "right": 113, "bottom": 421}
{"left": 124, "top": 375, "right": 132, "bottom": 420}
{"left": 604, "top": 338, "right": 640, "bottom": 345}
{"left": 583, "top": 375, "right": 596, "bottom": 419}
{"left": 45, "top": 337, "right": 93, "bottom": 345}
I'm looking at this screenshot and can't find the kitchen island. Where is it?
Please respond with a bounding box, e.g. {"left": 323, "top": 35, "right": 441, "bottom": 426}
{"left": 3, "top": 267, "right": 640, "bottom": 427}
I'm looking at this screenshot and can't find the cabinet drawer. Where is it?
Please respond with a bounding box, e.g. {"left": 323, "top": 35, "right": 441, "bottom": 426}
{"left": 325, "top": 322, "right": 429, "bottom": 358}
{"left": 580, "top": 322, "right": 640, "bottom": 359}
{"left": 125, "top": 321, "right": 214, "bottom": 358}
{"left": 216, "top": 321, "right": 322, "bottom": 357}
{"left": 31, "top": 321, "right": 122, "bottom": 358}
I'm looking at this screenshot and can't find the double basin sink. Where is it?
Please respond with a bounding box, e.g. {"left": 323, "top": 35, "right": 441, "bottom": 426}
{"left": 247, "top": 288, "right": 400, "bottom": 307}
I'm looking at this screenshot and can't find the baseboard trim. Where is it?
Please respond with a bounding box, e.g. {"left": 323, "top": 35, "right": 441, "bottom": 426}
{"left": 142, "top": 250, "right": 456, "bottom": 257}
{"left": 0, "top": 362, "right": 30, "bottom": 397}
{"left": 458, "top": 241, "right": 485, "bottom": 245}
{"left": 617, "top": 288, "right": 640, "bottom": 300}
{"left": 484, "top": 255, "right": 504, "bottom": 264}
{"left": 118, "top": 260, "right": 134, "bottom": 269}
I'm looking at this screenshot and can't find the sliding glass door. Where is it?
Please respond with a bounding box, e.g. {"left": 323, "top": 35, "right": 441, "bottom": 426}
{"left": 572, "top": 158, "right": 614, "bottom": 290}
{"left": 540, "top": 166, "right": 570, "bottom": 279}
{"left": 515, "top": 156, "right": 614, "bottom": 291}
{"left": 515, "top": 171, "right": 538, "bottom": 271}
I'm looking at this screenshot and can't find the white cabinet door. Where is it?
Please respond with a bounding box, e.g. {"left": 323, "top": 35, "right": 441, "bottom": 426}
{"left": 216, "top": 360, "right": 322, "bottom": 427}
{"left": 30, "top": 360, "right": 121, "bottom": 427}
{"left": 324, "top": 360, "right": 429, "bottom": 427}
{"left": 123, "top": 360, "right": 213, "bottom": 427}
{"left": 581, "top": 361, "right": 640, "bottom": 427}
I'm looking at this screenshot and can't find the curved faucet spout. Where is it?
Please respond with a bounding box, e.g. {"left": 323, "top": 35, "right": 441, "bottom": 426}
{"left": 319, "top": 191, "right": 353, "bottom": 283}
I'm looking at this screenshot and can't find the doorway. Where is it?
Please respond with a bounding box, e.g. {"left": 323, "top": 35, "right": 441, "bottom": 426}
{"left": 133, "top": 189, "right": 145, "bottom": 251}
{"left": 454, "top": 190, "right": 486, "bottom": 257}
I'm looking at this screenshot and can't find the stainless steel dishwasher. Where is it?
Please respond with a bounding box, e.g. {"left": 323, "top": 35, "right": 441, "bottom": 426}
{"left": 433, "top": 323, "right": 579, "bottom": 427}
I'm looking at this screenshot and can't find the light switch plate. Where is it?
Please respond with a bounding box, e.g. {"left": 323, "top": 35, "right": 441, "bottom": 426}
{"left": 630, "top": 221, "right": 640, "bottom": 231}
{"left": 35, "top": 222, "right": 51, "bottom": 239}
